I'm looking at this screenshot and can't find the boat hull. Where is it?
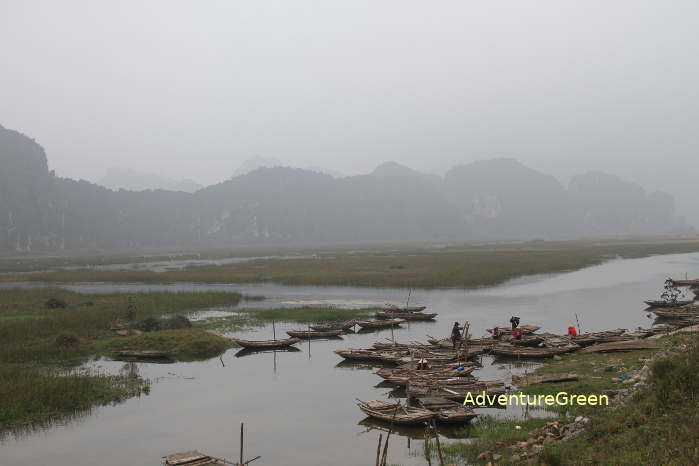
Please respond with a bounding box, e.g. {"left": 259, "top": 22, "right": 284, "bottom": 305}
{"left": 232, "top": 337, "right": 301, "bottom": 349}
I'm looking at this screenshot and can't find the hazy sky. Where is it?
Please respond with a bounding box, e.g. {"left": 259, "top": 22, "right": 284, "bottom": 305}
{"left": 1, "top": 1, "right": 698, "bottom": 218}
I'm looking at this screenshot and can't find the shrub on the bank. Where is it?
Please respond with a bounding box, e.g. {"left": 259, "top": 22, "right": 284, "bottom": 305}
{"left": 137, "top": 317, "right": 161, "bottom": 332}
{"left": 650, "top": 338, "right": 699, "bottom": 408}
{"left": 137, "top": 315, "right": 192, "bottom": 332}
{"left": 45, "top": 298, "right": 67, "bottom": 309}
{"left": 161, "top": 315, "right": 192, "bottom": 330}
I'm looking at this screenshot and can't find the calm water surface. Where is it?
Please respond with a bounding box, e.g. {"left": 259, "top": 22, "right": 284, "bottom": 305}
{"left": 2, "top": 253, "right": 698, "bottom": 465}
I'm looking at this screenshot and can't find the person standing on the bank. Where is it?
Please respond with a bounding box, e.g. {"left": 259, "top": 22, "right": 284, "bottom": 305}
{"left": 451, "top": 321, "right": 463, "bottom": 348}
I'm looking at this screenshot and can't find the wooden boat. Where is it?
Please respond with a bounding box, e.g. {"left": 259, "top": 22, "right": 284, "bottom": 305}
{"left": 581, "top": 340, "right": 661, "bottom": 354}
{"left": 309, "top": 321, "right": 356, "bottom": 331}
{"left": 382, "top": 305, "right": 427, "bottom": 312}
{"left": 571, "top": 329, "right": 629, "bottom": 346}
{"left": 116, "top": 349, "right": 172, "bottom": 359}
{"left": 427, "top": 337, "right": 493, "bottom": 350}
{"left": 355, "top": 318, "right": 406, "bottom": 329}
{"left": 491, "top": 325, "right": 541, "bottom": 335}
{"left": 513, "top": 373, "right": 578, "bottom": 387}
{"left": 356, "top": 400, "right": 434, "bottom": 425}
{"left": 334, "top": 349, "right": 405, "bottom": 363}
{"left": 509, "top": 335, "right": 545, "bottom": 347}
{"left": 408, "top": 379, "right": 506, "bottom": 401}
{"left": 427, "top": 337, "right": 454, "bottom": 348}
{"left": 162, "top": 450, "right": 234, "bottom": 465}
{"left": 418, "top": 397, "right": 478, "bottom": 424}
{"left": 491, "top": 344, "right": 578, "bottom": 359}
{"left": 652, "top": 307, "right": 699, "bottom": 319}
{"left": 286, "top": 329, "right": 343, "bottom": 338}
{"left": 375, "top": 311, "right": 438, "bottom": 321}
{"left": 234, "top": 347, "right": 301, "bottom": 358}
{"left": 669, "top": 279, "right": 699, "bottom": 287}
{"left": 375, "top": 366, "right": 475, "bottom": 386}
{"left": 372, "top": 342, "right": 432, "bottom": 350}
{"left": 232, "top": 337, "right": 301, "bottom": 349}
{"left": 644, "top": 299, "right": 693, "bottom": 308}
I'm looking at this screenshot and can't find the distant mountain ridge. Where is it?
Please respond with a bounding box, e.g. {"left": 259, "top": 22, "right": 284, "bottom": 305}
{"left": 99, "top": 167, "right": 202, "bottom": 193}
{"left": 0, "top": 125, "right": 692, "bottom": 250}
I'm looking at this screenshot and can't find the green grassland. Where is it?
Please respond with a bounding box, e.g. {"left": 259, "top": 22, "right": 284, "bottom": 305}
{"left": 0, "top": 289, "right": 241, "bottom": 432}
{"left": 3, "top": 239, "right": 699, "bottom": 288}
{"left": 441, "top": 333, "right": 699, "bottom": 465}
{"left": 0, "top": 288, "right": 241, "bottom": 363}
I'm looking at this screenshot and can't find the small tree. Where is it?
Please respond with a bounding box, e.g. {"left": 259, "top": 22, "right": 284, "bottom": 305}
{"left": 661, "top": 278, "right": 683, "bottom": 304}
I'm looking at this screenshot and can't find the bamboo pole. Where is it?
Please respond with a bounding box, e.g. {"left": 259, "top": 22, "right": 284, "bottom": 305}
{"left": 380, "top": 404, "right": 400, "bottom": 466}
{"left": 375, "top": 434, "right": 383, "bottom": 466}
{"left": 424, "top": 422, "right": 433, "bottom": 466}
{"left": 457, "top": 321, "right": 469, "bottom": 360}
{"left": 432, "top": 419, "right": 444, "bottom": 466}
{"left": 239, "top": 422, "right": 244, "bottom": 466}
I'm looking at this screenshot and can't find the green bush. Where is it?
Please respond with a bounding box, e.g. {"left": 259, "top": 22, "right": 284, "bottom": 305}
{"left": 161, "top": 315, "right": 192, "bottom": 330}
{"left": 136, "top": 317, "right": 161, "bottom": 332}
{"left": 45, "top": 298, "right": 67, "bottom": 309}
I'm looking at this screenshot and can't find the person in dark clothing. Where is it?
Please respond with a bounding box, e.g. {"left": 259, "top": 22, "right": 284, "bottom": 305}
{"left": 510, "top": 316, "right": 520, "bottom": 330}
{"left": 451, "top": 322, "right": 463, "bottom": 348}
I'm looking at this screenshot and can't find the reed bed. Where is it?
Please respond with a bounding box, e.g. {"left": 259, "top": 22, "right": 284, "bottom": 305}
{"left": 4, "top": 239, "right": 699, "bottom": 288}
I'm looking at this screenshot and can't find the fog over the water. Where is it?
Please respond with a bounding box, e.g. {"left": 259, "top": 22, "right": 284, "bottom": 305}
{"left": 1, "top": 1, "right": 698, "bottom": 221}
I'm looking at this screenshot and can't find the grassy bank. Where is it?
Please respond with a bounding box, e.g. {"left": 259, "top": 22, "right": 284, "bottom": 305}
{"left": 196, "top": 306, "right": 376, "bottom": 333}
{"left": 0, "top": 288, "right": 241, "bottom": 432}
{"left": 0, "top": 364, "right": 148, "bottom": 434}
{"left": 0, "top": 288, "right": 241, "bottom": 363}
{"left": 4, "top": 239, "right": 699, "bottom": 288}
{"left": 441, "top": 333, "right": 699, "bottom": 464}
{"left": 98, "top": 329, "right": 234, "bottom": 360}
{"left": 540, "top": 334, "right": 699, "bottom": 465}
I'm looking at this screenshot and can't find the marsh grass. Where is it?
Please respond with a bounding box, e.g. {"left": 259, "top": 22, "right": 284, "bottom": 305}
{"left": 195, "top": 307, "right": 376, "bottom": 334}
{"left": 0, "top": 364, "right": 149, "bottom": 433}
{"left": 0, "top": 288, "right": 240, "bottom": 364}
{"left": 0, "top": 288, "right": 240, "bottom": 431}
{"left": 4, "top": 239, "right": 699, "bottom": 288}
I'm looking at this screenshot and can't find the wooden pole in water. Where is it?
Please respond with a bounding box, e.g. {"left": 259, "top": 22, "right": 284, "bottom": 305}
{"left": 424, "top": 422, "right": 433, "bottom": 466}
{"left": 375, "top": 434, "right": 383, "bottom": 466}
{"left": 432, "top": 419, "right": 444, "bottom": 466}
{"left": 575, "top": 313, "right": 582, "bottom": 335}
{"left": 239, "top": 422, "right": 244, "bottom": 466}
{"left": 272, "top": 320, "right": 276, "bottom": 340}
{"left": 380, "top": 404, "right": 400, "bottom": 466}
{"left": 406, "top": 288, "right": 412, "bottom": 309}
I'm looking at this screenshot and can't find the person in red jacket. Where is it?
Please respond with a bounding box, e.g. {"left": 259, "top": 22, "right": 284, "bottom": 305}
{"left": 512, "top": 328, "right": 524, "bottom": 340}
{"left": 567, "top": 326, "right": 577, "bottom": 337}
